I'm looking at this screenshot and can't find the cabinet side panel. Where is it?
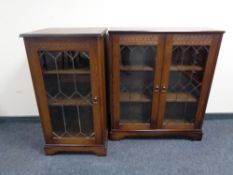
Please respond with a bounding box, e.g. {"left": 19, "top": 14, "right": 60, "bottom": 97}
{"left": 97, "top": 37, "right": 107, "bottom": 143}
{"left": 24, "top": 39, "right": 53, "bottom": 143}
{"left": 194, "top": 34, "right": 223, "bottom": 128}
{"left": 111, "top": 35, "right": 121, "bottom": 129}
{"left": 108, "top": 35, "right": 113, "bottom": 130}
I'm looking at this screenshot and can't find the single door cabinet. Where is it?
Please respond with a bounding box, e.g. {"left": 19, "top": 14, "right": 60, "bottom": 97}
{"left": 21, "top": 28, "right": 108, "bottom": 155}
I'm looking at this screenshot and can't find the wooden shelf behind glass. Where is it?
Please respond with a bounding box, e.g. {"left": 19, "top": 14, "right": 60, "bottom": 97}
{"left": 52, "top": 132, "right": 95, "bottom": 139}
{"left": 120, "top": 92, "right": 197, "bottom": 102}
{"left": 170, "top": 65, "right": 203, "bottom": 71}
{"left": 48, "top": 98, "right": 92, "bottom": 106}
{"left": 43, "top": 69, "right": 90, "bottom": 74}
{"left": 166, "top": 92, "right": 197, "bottom": 102}
{"left": 120, "top": 119, "right": 150, "bottom": 123}
{"left": 120, "top": 65, "right": 154, "bottom": 71}
{"left": 120, "top": 65, "right": 203, "bottom": 72}
{"left": 120, "top": 92, "right": 151, "bottom": 102}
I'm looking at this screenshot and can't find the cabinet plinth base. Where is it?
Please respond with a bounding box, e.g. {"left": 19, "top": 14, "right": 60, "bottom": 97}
{"left": 110, "top": 130, "right": 203, "bottom": 141}
{"left": 44, "top": 144, "right": 107, "bottom": 156}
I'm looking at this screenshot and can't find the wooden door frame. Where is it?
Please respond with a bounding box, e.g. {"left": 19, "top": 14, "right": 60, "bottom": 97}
{"left": 110, "top": 34, "right": 165, "bottom": 130}
{"left": 157, "top": 33, "right": 223, "bottom": 130}
{"left": 24, "top": 37, "right": 103, "bottom": 145}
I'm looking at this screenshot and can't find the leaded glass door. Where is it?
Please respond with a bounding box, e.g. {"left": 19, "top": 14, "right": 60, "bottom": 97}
{"left": 111, "top": 34, "right": 164, "bottom": 129}
{"left": 158, "top": 34, "right": 214, "bottom": 129}
{"left": 31, "top": 39, "right": 102, "bottom": 144}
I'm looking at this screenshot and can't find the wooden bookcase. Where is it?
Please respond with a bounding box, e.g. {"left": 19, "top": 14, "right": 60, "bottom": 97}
{"left": 21, "top": 28, "right": 107, "bottom": 155}
{"left": 108, "top": 28, "right": 224, "bottom": 140}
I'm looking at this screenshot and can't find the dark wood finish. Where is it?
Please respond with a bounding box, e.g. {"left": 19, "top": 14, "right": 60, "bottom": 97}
{"left": 21, "top": 28, "right": 107, "bottom": 156}
{"left": 157, "top": 35, "right": 173, "bottom": 129}
{"left": 151, "top": 35, "right": 165, "bottom": 129}
{"left": 108, "top": 29, "right": 224, "bottom": 140}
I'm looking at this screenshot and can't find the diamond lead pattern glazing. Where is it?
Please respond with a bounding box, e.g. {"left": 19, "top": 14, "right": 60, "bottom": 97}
{"left": 39, "top": 50, "right": 94, "bottom": 138}
{"left": 169, "top": 45, "right": 209, "bottom": 98}
{"left": 164, "top": 45, "right": 209, "bottom": 122}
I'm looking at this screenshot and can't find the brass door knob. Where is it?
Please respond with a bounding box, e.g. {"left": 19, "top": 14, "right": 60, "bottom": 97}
{"left": 153, "top": 85, "right": 160, "bottom": 92}
{"left": 161, "top": 86, "right": 167, "bottom": 92}
{"left": 92, "top": 96, "right": 99, "bottom": 104}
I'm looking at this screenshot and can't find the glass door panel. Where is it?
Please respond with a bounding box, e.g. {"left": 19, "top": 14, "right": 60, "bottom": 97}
{"left": 119, "top": 46, "right": 156, "bottom": 123}
{"left": 38, "top": 51, "right": 94, "bottom": 139}
{"left": 164, "top": 45, "right": 209, "bottom": 126}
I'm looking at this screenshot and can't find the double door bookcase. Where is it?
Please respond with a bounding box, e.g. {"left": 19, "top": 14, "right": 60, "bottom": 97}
{"left": 108, "top": 29, "right": 224, "bottom": 140}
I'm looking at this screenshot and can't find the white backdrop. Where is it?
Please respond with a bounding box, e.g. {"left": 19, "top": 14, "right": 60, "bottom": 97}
{"left": 0, "top": 0, "right": 232, "bottom": 116}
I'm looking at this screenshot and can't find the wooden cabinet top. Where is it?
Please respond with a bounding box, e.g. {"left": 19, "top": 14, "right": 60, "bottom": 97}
{"left": 108, "top": 27, "right": 225, "bottom": 34}
{"left": 20, "top": 28, "right": 107, "bottom": 38}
